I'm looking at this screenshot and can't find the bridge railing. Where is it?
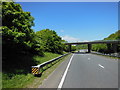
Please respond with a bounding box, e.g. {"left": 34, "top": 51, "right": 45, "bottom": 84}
{"left": 31, "top": 53, "right": 70, "bottom": 76}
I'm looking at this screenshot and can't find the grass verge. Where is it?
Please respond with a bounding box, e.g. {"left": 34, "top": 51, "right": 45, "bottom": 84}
{"left": 2, "top": 52, "right": 70, "bottom": 88}
{"left": 33, "top": 52, "right": 60, "bottom": 64}
{"left": 25, "top": 53, "right": 71, "bottom": 88}
{"left": 0, "top": 72, "right": 2, "bottom": 89}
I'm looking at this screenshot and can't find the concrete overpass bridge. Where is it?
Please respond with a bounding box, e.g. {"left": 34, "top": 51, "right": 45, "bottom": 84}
{"left": 65, "top": 40, "right": 120, "bottom": 53}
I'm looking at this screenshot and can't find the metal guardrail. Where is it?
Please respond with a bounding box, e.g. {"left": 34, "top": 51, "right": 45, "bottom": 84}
{"left": 31, "top": 53, "right": 70, "bottom": 75}
{"left": 91, "top": 51, "right": 120, "bottom": 58}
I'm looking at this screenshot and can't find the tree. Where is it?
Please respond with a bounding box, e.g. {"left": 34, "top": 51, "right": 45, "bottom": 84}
{"left": 36, "top": 29, "right": 64, "bottom": 54}
{"left": 104, "top": 30, "right": 120, "bottom": 40}
{"left": 2, "top": 2, "right": 43, "bottom": 64}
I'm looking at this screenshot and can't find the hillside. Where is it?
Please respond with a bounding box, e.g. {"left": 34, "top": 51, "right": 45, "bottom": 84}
{"left": 104, "top": 30, "right": 120, "bottom": 40}
{"left": 92, "top": 30, "right": 120, "bottom": 53}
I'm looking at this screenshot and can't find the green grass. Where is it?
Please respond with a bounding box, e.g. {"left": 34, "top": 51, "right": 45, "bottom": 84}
{"left": 33, "top": 52, "right": 60, "bottom": 64}
{"left": 25, "top": 53, "right": 71, "bottom": 88}
{"left": 0, "top": 72, "right": 2, "bottom": 89}
{"left": 2, "top": 52, "right": 69, "bottom": 88}
{"left": 2, "top": 73, "right": 35, "bottom": 88}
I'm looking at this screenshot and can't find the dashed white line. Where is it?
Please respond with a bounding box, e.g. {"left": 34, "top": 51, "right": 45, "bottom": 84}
{"left": 98, "top": 64, "right": 104, "bottom": 68}
{"left": 88, "top": 58, "right": 90, "bottom": 60}
{"left": 57, "top": 54, "right": 74, "bottom": 89}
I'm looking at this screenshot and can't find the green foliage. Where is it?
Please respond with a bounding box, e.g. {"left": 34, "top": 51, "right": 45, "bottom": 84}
{"left": 2, "top": 2, "right": 69, "bottom": 88}
{"left": 71, "top": 45, "right": 76, "bottom": 51}
{"left": 2, "top": 2, "right": 45, "bottom": 82}
{"left": 104, "top": 30, "right": 120, "bottom": 40}
{"left": 2, "top": 2, "right": 44, "bottom": 65}
{"left": 92, "top": 44, "right": 107, "bottom": 52}
{"left": 2, "top": 52, "right": 61, "bottom": 88}
{"left": 36, "top": 29, "right": 64, "bottom": 54}
{"left": 76, "top": 44, "right": 87, "bottom": 50}
{"left": 33, "top": 52, "right": 60, "bottom": 64}
{"left": 61, "top": 40, "right": 69, "bottom": 52}
{"left": 92, "top": 30, "right": 120, "bottom": 53}
{"left": 2, "top": 2, "right": 35, "bottom": 46}
{"left": 2, "top": 73, "right": 35, "bottom": 88}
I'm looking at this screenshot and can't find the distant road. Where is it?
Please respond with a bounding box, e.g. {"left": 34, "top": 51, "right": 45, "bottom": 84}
{"left": 39, "top": 50, "right": 118, "bottom": 88}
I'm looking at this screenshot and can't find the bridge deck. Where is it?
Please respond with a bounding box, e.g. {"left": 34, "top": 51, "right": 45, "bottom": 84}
{"left": 65, "top": 40, "right": 120, "bottom": 45}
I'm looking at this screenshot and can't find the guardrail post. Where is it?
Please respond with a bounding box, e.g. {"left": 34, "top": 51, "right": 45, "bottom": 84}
{"left": 31, "top": 67, "right": 39, "bottom": 75}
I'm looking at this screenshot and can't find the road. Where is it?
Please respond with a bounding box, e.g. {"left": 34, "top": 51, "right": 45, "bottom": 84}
{"left": 39, "top": 50, "right": 118, "bottom": 88}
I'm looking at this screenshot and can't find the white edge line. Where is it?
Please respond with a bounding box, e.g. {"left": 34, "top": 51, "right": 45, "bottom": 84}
{"left": 57, "top": 54, "right": 74, "bottom": 89}
{"left": 98, "top": 64, "right": 104, "bottom": 68}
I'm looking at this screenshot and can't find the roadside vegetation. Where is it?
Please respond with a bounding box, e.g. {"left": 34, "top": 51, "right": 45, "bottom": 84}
{"left": 92, "top": 30, "right": 120, "bottom": 54}
{"left": 1, "top": 1, "right": 76, "bottom": 88}
{"left": 76, "top": 44, "right": 88, "bottom": 50}
{"left": 2, "top": 1, "right": 119, "bottom": 88}
{"left": 2, "top": 52, "right": 65, "bottom": 88}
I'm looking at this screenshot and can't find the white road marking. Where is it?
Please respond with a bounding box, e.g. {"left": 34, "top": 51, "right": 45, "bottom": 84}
{"left": 57, "top": 54, "right": 74, "bottom": 89}
{"left": 98, "top": 64, "right": 104, "bottom": 68}
{"left": 88, "top": 58, "right": 90, "bottom": 60}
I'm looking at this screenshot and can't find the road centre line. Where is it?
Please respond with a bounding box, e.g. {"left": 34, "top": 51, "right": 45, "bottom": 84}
{"left": 57, "top": 54, "right": 74, "bottom": 89}
{"left": 98, "top": 64, "right": 104, "bottom": 68}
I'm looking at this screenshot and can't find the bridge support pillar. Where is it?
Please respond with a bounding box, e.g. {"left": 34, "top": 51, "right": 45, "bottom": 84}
{"left": 88, "top": 44, "right": 91, "bottom": 53}
{"left": 112, "top": 43, "right": 117, "bottom": 53}
{"left": 107, "top": 44, "right": 111, "bottom": 50}
{"left": 69, "top": 44, "right": 71, "bottom": 52}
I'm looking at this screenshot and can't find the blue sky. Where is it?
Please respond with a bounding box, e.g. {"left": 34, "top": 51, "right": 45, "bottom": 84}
{"left": 17, "top": 2, "right": 118, "bottom": 42}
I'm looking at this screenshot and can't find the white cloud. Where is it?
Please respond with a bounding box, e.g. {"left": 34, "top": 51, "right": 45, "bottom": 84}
{"left": 82, "top": 40, "right": 90, "bottom": 42}
{"left": 61, "top": 35, "right": 91, "bottom": 43}
{"left": 61, "top": 35, "right": 80, "bottom": 42}
{"left": 60, "top": 30, "right": 64, "bottom": 33}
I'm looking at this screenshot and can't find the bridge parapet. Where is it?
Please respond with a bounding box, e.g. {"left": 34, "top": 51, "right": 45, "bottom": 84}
{"left": 65, "top": 40, "right": 120, "bottom": 45}
{"left": 65, "top": 40, "right": 120, "bottom": 53}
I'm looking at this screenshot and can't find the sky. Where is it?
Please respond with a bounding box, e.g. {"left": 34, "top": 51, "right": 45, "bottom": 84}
{"left": 15, "top": 0, "right": 120, "bottom": 2}
{"left": 17, "top": 2, "right": 118, "bottom": 42}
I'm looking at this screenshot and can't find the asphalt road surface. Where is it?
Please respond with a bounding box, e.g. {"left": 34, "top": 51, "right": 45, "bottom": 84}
{"left": 39, "top": 50, "right": 118, "bottom": 88}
